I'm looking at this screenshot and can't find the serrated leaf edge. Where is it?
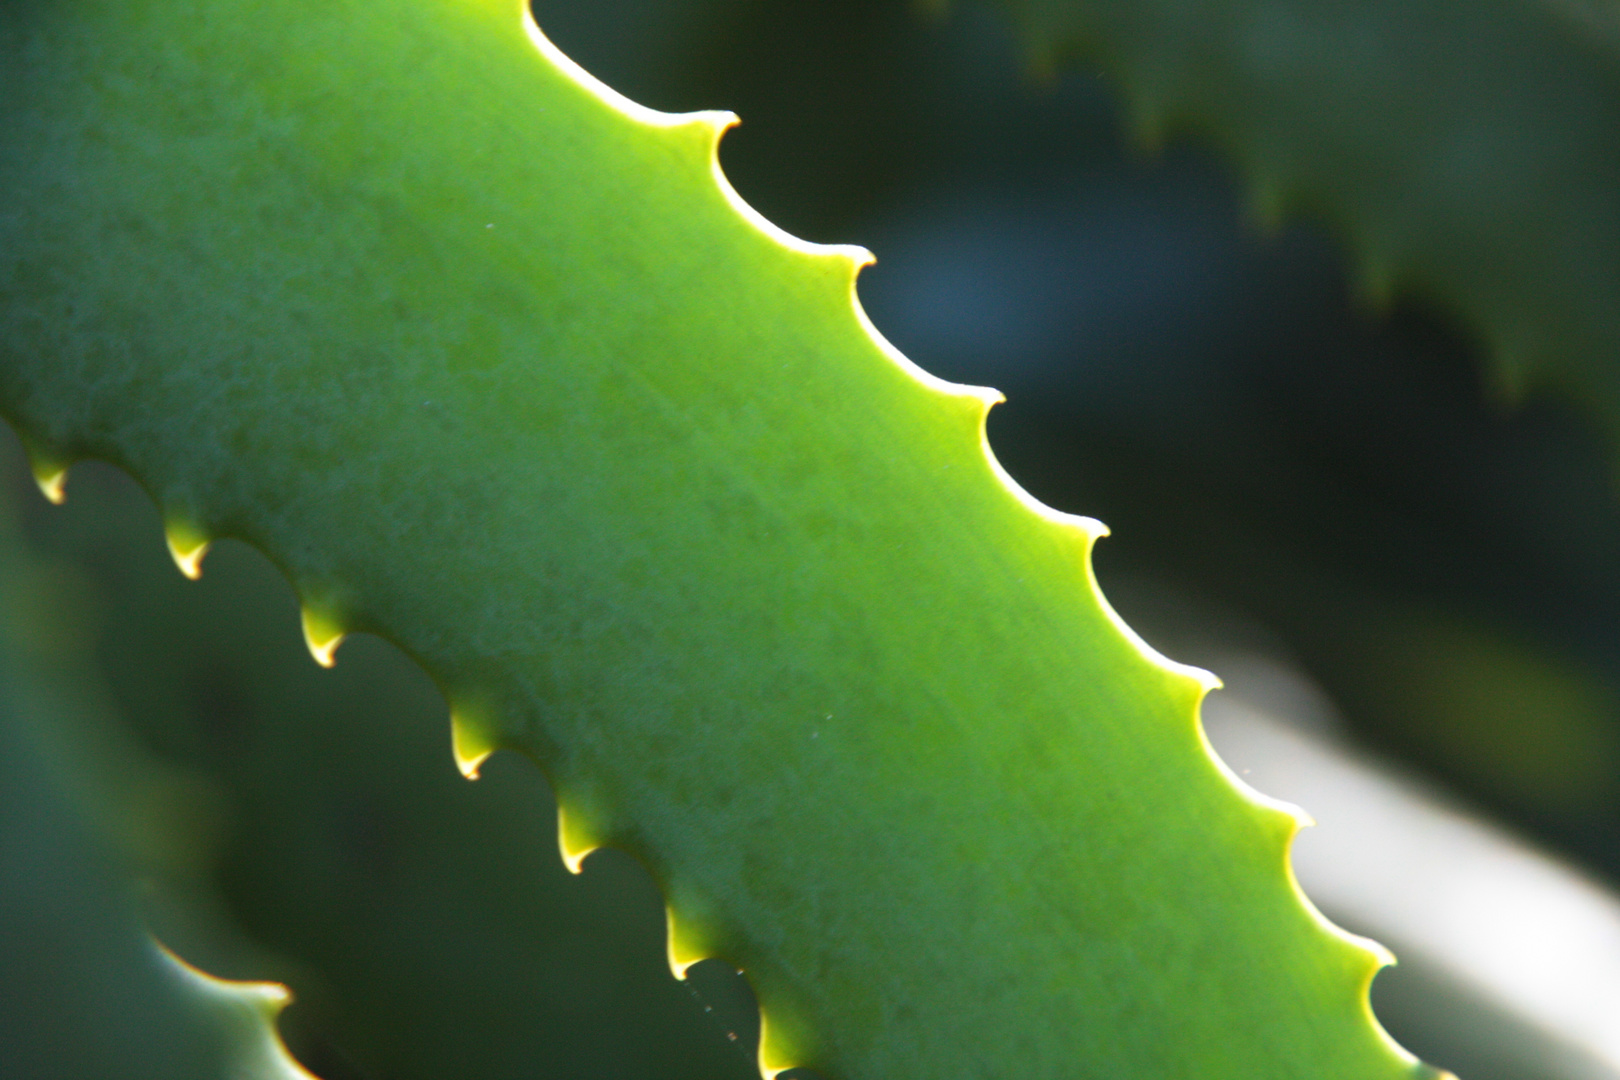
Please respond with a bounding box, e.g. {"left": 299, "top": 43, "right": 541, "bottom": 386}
{"left": 154, "top": 939, "right": 321, "bottom": 1080}
{"left": 5, "top": 4, "right": 1431, "bottom": 1076}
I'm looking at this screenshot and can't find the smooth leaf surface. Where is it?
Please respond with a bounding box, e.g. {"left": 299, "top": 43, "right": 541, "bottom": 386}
{"left": 0, "top": 506, "right": 312, "bottom": 1080}
{"left": 1, "top": 2, "right": 1434, "bottom": 1077}
{"left": 991, "top": 0, "right": 1620, "bottom": 441}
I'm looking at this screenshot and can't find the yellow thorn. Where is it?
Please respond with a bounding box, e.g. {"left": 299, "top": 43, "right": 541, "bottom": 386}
{"left": 450, "top": 708, "right": 495, "bottom": 780}
{"left": 757, "top": 1012, "right": 798, "bottom": 1080}
{"left": 163, "top": 522, "right": 211, "bottom": 580}
{"left": 556, "top": 803, "right": 598, "bottom": 874}
{"left": 300, "top": 606, "right": 345, "bottom": 668}
{"left": 155, "top": 938, "right": 294, "bottom": 1015}
{"left": 665, "top": 906, "right": 706, "bottom": 980}
{"left": 31, "top": 464, "right": 67, "bottom": 505}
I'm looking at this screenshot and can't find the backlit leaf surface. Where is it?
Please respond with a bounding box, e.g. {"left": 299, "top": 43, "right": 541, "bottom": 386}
{"left": 1, "top": 2, "right": 1436, "bottom": 1077}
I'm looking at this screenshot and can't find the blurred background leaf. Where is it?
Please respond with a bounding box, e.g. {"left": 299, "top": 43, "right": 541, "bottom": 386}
{"left": 992, "top": 0, "right": 1620, "bottom": 436}
{"left": 0, "top": 491, "right": 315, "bottom": 1080}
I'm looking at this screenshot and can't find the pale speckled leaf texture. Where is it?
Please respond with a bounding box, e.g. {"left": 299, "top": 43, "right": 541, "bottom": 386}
{"left": 1, "top": 2, "right": 1438, "bottom": 1078}
{"left": 994, "top": 0, "right": 1620, "bottom": 444}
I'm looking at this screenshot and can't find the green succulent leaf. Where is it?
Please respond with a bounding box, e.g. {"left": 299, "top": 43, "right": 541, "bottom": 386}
{"left": 8, "top": 450, "right": 758, "bottom": 1080}
{"left": 0, "top": 508, "right": 312, "bottom": 1080}
{"left": 1, "top": 1, "right": 1436, "bottom": 1077}
{"left": 989, "top": 0, "right": 1620, "bottom": 441}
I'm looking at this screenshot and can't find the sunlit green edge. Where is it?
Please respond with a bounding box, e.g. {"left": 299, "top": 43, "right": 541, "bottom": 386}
{"left": 155, "top": 947, "right": 320, "bottom": 1080}
{"left": 0, "top": 2, "right": 1430, "bottom": 1076}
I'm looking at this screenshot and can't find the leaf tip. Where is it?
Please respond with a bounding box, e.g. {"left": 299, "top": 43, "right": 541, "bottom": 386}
{"left": 664, "top": 903, "right": 712, "bottom": 980}
{"left": 156, "top": 938, "right": 292, "bottom": 1012}
{"left": 520, "top": 2, "right": 733, "bottom": 139}
{"left": 154, "top": 939, "right": 319, "bottom": 1080}
{"left": 31, "top": 459, "right": 67, "bottom": 501}
{"left": 556, "top": 800, "right": 599, "bottom": 872}
{"left": 758, "top": 1009, "right": 812, "bottom": 1080}
{"left": 19, "top": 440, "right": 68, "bottom": 508}
{"left": 163, "top": 520, "right": 212, "bottom": 581}
{"left": 450, "top": 705, "right": 497, "bottom": 780}
{"left": 299, "top": 605, "right": 346, "bottom": 668}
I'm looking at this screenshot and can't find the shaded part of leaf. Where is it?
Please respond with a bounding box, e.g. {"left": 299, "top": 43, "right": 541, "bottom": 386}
{"left": 4, "top": 446, "right": 763, "bottom": 1080}
{"left": 0, "top": 505, "right": 312, "bottom": 1080}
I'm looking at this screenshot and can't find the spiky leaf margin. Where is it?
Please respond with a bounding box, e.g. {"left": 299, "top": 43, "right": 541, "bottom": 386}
{"left": 0, "top": 1, "right": 1438, "bottom": 1077}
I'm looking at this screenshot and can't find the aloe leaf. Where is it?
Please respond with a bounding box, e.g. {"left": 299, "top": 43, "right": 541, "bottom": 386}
{"left": 987, "top": 0, "right": 1620, "bottom": 439}
{"left": 0, "top": 510, "right": 312, "bottom": 1080}
{"left": 9, "top": 449, "right": 758, "bottom": 1080}
{"left": 0, "top": 1, "right": 1436, "bottom": 1077}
